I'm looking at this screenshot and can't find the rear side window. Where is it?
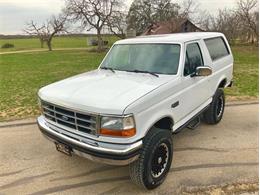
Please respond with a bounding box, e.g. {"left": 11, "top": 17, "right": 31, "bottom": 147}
{"left": 204, "top": 37, "right": 230, "bottom": 61}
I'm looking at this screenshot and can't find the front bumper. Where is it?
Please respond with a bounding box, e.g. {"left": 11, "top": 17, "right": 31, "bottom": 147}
{"left": 37, "top": 116, "right": 142, "bottom": 165}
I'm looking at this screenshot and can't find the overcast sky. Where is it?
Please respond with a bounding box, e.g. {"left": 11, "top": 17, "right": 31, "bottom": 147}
{"left": 0, "top": 0, "right": 237, "bottom": 35}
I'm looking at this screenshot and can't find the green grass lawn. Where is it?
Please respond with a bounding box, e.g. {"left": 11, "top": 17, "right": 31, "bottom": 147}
{"left": 225, "top": 45, "right": 258, "bottom": 100}
{"left": 0, "top": 35, "right": 119, "bottom": 52}
{"left": 0, "top": 50, "right": 105, "bottom": 121}
{"left": 0, "top": 43, "right": 258, "bottom": 121}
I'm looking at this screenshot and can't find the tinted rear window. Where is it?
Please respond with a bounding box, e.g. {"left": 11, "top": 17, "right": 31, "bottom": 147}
{"left": 204, "top": 37, "right": 230, "bottom": 61}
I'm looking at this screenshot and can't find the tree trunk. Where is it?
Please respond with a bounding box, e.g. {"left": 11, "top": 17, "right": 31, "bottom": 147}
{"left": 251, "top": 36, "right": 254, "bottom": 44}
{"left": 97, "top": 29, "right": 103, "bottom": 52}
{"left": 40, "top": 39, "right": 44, "bottom": 48}
{"left": 47, "top": 36, "right": 53, "bottom": 51}
{"left": 47, "top": 41, "right": 52, "bottom": 51}
{"left": 253, "top": 30, "right": 259, "bottom": 44}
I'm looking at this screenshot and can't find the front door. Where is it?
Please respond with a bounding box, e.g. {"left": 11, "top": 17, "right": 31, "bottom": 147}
{"left": 178, "top": 41, "right": 211, "bottom": 120}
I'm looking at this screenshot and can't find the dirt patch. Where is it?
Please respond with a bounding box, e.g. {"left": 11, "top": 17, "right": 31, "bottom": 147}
{"left": 180, "top": 181, "right": 258, "bottom": 195}
{"left": 226, "top": 96, "right": 258, "bottom": 102}
{"left": 0, "top": 106, "right": 40, "bottom": 122}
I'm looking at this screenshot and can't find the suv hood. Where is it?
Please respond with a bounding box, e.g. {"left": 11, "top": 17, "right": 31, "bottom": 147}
{"left": 39, "top": 69, "right": 175, "bottom": 115}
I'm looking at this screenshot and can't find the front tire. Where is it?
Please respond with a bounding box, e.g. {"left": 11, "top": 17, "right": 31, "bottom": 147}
{"left": 204, "top": 88, "right": 225, "bottom": 124}
{"left": 129, "top": 128, "right": 173, "bottom": 189}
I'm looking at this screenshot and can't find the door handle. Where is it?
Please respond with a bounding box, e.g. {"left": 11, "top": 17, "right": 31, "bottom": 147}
{"left": 171, "top": 101, "right": 179, "bottom": 108}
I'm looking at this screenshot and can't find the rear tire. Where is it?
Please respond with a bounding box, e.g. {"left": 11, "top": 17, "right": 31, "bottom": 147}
{"left": 204, "top": 89, "right": 225, "bottom": 124}
{"left": 129, "top": 128, "right": 173, "bottom": 189}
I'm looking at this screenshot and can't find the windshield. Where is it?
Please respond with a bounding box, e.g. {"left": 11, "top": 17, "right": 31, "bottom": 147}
{"left": 100, "top": 44, "right": 181, "bottom": 75}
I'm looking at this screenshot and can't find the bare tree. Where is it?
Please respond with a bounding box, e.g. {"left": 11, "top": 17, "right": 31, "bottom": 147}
{"left": 209, "top": 9, "right": 240, "bottom": 44}
{"left": 45, "top": 15, "right": 68, "bottom": 51}
{"left": 65, "top": 0, "right": 121, "bottom": 51}
{"left": 107, "top": 11, "right": 127, "bottom": 39}
{"left": 194, "top": 10, "right": 211, "bottom": 31}
{"left": 25, "top": 14, "right": 68, "bottom": 51}
{"left": 236, "top": 0, "right": 259, "bottom": 43}
{"left": 126, "top": 0, "right": 199, "bottom": 35}
{"left": 187, "top": 0, "right": 259, "bottom": 45}
{"left": 180, "top": 0, "right": 198, "bottom": 19}
{"left": 24, "top": 22, "right": 45, "bottom": 48}
{"left": 126, "top": 0, "right": 181, "bottom": 35}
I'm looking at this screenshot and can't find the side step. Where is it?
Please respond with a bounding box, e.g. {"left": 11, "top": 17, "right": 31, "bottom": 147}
{"left": 173, "top": 104, "right": 210, "bottom": 135}
{"left": 187, "top": 116, "right": 201, "bottom": 130}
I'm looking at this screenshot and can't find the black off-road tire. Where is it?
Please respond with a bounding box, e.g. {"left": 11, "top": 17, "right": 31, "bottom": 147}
{"left": 129, "top": 128, "right": 173, "bottom": 189}
{"left": 204, "top": 88, "right": 225, "bottom": 124}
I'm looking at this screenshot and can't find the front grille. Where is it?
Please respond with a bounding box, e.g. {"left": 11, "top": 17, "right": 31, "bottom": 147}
{"left": 41, "top": 101, "right": 98, "bottom": 135}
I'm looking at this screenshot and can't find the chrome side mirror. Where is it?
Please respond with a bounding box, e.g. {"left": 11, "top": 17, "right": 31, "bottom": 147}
{"left": 195, "top": 66, "right": 212, "bottom": 77}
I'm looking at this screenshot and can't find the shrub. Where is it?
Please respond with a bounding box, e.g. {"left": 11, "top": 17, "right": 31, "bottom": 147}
{"left": 1, "top": 43, "right": 14, "bottom": 49}
{"left": 89, "top": 39, "right": 108, "bottom": 46}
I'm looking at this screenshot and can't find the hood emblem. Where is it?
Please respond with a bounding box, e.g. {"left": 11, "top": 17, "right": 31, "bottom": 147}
{"left": 61, "top": 115, "right": 69, "bottom": 121}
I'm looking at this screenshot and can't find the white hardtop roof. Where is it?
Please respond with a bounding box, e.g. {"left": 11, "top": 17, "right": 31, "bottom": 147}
{"left": 115, "top": 32, "right": 224, "bottom": 44}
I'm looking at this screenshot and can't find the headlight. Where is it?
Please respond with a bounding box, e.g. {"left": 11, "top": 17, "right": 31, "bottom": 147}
{"left": 100, "top": 115, "right": 136, "bottom": 137}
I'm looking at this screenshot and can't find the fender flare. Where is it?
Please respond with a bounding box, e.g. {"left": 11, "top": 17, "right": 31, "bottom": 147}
{"left": 216, "top": 76, "right": 228, "bottom": 91}
{"left": 142, "top": 115, "right": 174, "bottom": 139}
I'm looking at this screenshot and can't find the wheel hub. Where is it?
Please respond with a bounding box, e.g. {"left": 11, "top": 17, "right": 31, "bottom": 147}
{"left": 158, "top": 157, "right": 162, "bottom": 164}
{"left": 151, "top": 143, "right": 169, "bottom": 178}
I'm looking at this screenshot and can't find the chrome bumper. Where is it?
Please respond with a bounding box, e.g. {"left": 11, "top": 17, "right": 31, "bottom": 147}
{"left": 37, "top": 116, "right": 142, "bottom": 165}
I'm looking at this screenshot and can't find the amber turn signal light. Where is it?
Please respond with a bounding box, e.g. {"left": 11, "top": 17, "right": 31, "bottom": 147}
{"left": 100, "top": 128, "right": 136, "bottom": 137}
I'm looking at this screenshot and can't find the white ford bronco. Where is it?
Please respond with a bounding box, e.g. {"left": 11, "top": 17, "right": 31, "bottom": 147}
{"left": 37, "top": 32, "right": 233, "bottom": 189}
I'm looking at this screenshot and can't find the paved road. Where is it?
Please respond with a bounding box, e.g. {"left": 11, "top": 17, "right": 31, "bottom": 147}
{"left": 0, "top": 104, "right": 258, "bottom": 194}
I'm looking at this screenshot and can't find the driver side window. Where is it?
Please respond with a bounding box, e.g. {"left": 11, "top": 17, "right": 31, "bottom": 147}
{"left": 184, "top": 43, "right": 204, "bottom": 76}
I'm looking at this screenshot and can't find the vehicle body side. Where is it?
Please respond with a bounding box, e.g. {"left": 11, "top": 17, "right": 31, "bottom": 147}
{"left": 123, "top": 34, "right": 233, "bottom": 142}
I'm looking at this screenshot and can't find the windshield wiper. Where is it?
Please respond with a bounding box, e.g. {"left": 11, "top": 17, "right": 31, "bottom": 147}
{"left": 129, "top": 69, "right": 159, "bottom": 77}
{"left": 100, "top": 66, "right": 115, "bottom": 73}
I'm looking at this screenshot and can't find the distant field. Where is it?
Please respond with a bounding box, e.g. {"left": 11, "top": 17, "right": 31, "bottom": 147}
{"left": 0, "top": 35, "right": 119, "bottom": 52}
{"left": 0, "top": 39, "right": 258, "bottom": 121}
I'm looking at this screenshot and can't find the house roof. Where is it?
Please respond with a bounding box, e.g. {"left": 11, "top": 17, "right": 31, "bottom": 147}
{"left": 115, "top": 32, "right": 225, "bottom": 44}
{"left": 143, "top": 19, "right": 204, "bottom": 35}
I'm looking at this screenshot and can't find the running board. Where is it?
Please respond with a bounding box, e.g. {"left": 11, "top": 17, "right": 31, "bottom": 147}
{"left": 187, "top": 116, "right": 200, "bottom": 130}
{"left": 172, "top": 98, "right": 212, "bottom": 132}
{"left": 173, "top": 99, "right": 212, "bottom": 134}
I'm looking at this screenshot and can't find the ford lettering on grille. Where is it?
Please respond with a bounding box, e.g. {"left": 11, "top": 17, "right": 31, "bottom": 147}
{"left": 61, "top": 115, "right": 69, "bottom": 121}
